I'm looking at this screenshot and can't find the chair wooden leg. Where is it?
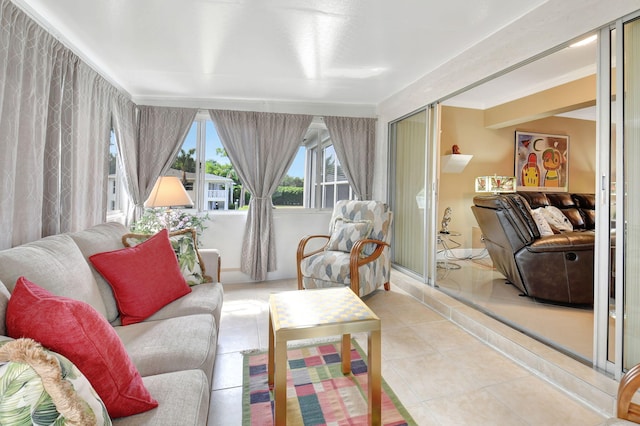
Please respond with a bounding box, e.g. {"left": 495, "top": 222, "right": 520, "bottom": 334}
{"left": 384, "top": 282, "right": 390, "bottom": 291}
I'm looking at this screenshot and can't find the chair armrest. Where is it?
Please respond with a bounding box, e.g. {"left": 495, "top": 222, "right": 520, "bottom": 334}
{"left": 199, "top": 248, "right": 221, "bottom": 283}
{"left": 296, "top": 235, "right": 330, "bottom": 289}
{"left": 617, "top": 363, "right": 640, "bottom": 423}
{"left": 349, "top": 239, "right": 389, "bottom": 295}
{"left": 297, "top": 235, "right": 330, "bottom": 261}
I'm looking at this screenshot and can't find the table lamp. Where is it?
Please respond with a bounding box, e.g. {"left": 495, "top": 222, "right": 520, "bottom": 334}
{"left": 145, "top": 176, "right": 193, "bottom": 208}
{"left": 144, "top": 176, "right": 193, "bottom": 229}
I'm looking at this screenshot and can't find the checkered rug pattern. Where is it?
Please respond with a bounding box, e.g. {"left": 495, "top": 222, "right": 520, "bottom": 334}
{"left": 242, "top": 341, "right": 415, "bottom": 426}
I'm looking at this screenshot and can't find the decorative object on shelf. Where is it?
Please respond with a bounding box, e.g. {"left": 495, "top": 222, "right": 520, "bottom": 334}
{"left": 440, "top": 206, "right": 452, "bottom": 234}
{"left": 515, "top": 131, "right": 569, "bottom": 192}
{"left": 441, "top": 145, "right": 472, "bottom": 173}
{"left": 475, "top": 175, "right": 516, "bottom": 194}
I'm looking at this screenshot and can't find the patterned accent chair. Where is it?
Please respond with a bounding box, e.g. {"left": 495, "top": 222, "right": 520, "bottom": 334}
{"left": 296, "top": 200, "right": 393, "bottom": 297}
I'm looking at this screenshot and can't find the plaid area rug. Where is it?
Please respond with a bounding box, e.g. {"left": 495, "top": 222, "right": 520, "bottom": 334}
{"left": 242, "top": 340, "right": 416, "bottom": 426}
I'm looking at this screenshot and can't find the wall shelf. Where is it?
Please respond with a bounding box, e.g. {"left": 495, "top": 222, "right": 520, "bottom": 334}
{"left": 441, "top": 154, "right": 473, "bottom": 173}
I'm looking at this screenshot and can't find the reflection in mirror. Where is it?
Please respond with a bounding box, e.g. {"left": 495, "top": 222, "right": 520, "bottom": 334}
{"left": 436, "top": 33, "right": 598, "bottom": 362}
{"left": 390, "top": 110, "right": 426, "bottom": 277}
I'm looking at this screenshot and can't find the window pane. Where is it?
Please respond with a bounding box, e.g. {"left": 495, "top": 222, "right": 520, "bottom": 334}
{"left": 323, "top": 184, "right": 334, "bottom": 208}
{"left": 308, "top": 146, "right": 317, "bottom": 207}
{"left": 273, "top": 146, "right": 305, "bottom": 207}
{"left": 323, "top": 145, "right": 336, "bottom": 183}
{"left": 336, "top": 160, "right": 347, "bottom": 182}
{"left": 167, "top": 122, "right": 197, "bottom": 205}
{"left": 107, "top": 131, "right": 118, "bottom": 212}
{"left": 204, "top": 120, "right": 234, "bottom": 210}
{"left": 336, "top": 183, "right": 350, "bottom": 201}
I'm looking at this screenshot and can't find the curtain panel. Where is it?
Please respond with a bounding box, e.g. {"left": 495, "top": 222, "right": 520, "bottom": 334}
{"left": 111, "top": 95, "right": 140, "bottom": 224}
{"left": 209, "top": 109, "right": 312, "bottom": 281}
{"left": 43, "top": 59, "right": 115, "bottom": 236}
{"left": 0, "top": 0, "right": 117, "bottom": 249}
{"left": 324, "top": 116, "right": 376, "bottom": 200}
{"left": 112, "top": 105, "right": 197, "bottom": 224}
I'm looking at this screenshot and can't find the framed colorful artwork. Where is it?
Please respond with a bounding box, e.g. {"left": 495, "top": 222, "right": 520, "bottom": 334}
{"left": 515, "top": 131, "right": 569, "bottom": 192}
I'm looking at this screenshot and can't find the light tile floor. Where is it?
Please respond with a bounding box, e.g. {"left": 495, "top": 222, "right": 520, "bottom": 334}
{"left": 209, "top": 278, "right": 607, "bottom": 425}
{"left": 435, "top": 255, "right": 597, "bottom": 362}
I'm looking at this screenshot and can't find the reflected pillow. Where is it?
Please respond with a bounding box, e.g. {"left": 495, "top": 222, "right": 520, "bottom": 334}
{"left": 539, "top": 206, "right": 573, "bottom": 233}
{"left": 530, "top": 208, "right": 554, "bottom": 236}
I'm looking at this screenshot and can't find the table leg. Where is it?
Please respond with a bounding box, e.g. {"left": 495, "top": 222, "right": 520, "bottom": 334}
{"left": 274, "top": 338, "right": 288, "bottom": 425}
{"left": 342, "top": 333, "right": 351, "bottom": 374}
{"left": 268, "top": 309, "right": 274, "bottom": 389}
{"left": 368, "top": 329, "right": 381, "bottom": 425}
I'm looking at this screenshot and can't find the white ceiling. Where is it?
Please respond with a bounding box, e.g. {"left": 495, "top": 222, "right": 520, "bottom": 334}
{"left": 443, "top": 37, "right": 598, "bottom": 110}
{"left": 13, "top": 0, "right": 553, "bottom": 106}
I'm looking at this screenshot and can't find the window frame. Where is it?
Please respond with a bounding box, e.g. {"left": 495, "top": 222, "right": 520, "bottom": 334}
{"left": 304, "top": 121, "right": 353, "bottom": 209}
{"left": 107, "top": 113, "right": 355, "bottom": 215}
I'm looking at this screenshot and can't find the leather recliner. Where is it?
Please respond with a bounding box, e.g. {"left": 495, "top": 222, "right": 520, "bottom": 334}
{"left": 471, "top": 192, "right": 595, "bottom": 305}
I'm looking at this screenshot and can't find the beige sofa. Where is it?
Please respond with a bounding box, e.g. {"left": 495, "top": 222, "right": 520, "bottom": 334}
{"left": 0, "top": 222, "right": 224, "bottom": 425}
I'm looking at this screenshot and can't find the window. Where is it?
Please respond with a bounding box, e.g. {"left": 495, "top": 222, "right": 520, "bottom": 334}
{"left": 303, "top": 121, "right": 353, "bottom": 208}
{"left": 107, "top": 130, "right": 127, "bottom": 215}
{"left": 108, "top": 114, "right": 353, "bottom": 213}
{"left": 168, "top": 118, "right": 235, "bottom": 211}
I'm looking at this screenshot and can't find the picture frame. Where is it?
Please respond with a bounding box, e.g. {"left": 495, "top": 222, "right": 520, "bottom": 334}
{"left": 515, "top": 131, "right": 569, "bottom": 192}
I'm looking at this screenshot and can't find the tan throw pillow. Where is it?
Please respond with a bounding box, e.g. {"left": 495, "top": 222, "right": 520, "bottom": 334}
{"left": 123, "top": 228, "right": 213, "bottom": 286}
{"left": 326, "top": 219, "right": 373, "bottom": 253}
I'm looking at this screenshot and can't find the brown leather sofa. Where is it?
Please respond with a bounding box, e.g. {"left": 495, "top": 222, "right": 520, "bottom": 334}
{"left": 471, "top": 191, "right": 595, "bottom": 305}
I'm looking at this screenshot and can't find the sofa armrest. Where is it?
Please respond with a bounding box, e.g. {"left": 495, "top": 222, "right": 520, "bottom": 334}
{"left": 199, "top": 249, "right": 221, "bottom": 283}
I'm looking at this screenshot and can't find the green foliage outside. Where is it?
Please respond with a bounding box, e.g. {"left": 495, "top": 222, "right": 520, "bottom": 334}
{"left": 272, "top": 186, "right": 303, "bottom": 206}
{"left": 173, "top": 148, "right": 304, "bottom": 208}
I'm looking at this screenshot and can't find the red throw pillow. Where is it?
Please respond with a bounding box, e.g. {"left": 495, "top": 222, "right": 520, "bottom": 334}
{"left": 6, "top": 277, "right": 158, "bottom": 418}
{"left": 89, "top": 229, "right": 191, "bottom": 325}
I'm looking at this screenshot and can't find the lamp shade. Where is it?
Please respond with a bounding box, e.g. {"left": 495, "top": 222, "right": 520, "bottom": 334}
{"left": 475, "top": 175, "right": 516, "bottom": 193}
{"left": 145, "top": 176, "right": 193, "bottom": 208}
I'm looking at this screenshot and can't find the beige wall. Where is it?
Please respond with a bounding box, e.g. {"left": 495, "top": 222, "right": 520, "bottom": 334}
{"left": 438, "top": 106, "right": 596, "bottom": 249}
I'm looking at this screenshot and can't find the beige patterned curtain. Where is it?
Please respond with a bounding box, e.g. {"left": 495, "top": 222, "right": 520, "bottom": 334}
{"left": 324, "top": 116, "right": 376, "bottom": 200}
{"left": 209, "top": 109, "right": 312, "bottom": 280}
{"left": 0, "top": 0, "right": 115, "bottom": 249}
{"left": 112, "top": 105, "right": 197, "bottom": 224}
{"left": 43, "top": 59, "right": 114, "bottom": 236}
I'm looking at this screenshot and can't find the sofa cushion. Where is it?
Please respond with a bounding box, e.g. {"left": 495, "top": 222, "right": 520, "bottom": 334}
{"left": 0, "top": 338, "right": 111, "bottom": 426}
{"left": 5, "top": 277, "right": 158, "bottom": 419}
{"left": 0, "top": 233, "right": 108, "bottom": 319}
{"left": 142, "top": 282, "right": 224, "bottom": 333}
{"left": 114, "top": 313, "right": 217, "bottom": 381}
{"left": 122, "top": 228, "right": 213, "bottom": 286}
{"left": 90, "top": 229, "right": 192, "bottom": 326}
{"left": 70, "top": 222, "right": 129, "bottom": 323}
{"left": 111, "top": 370, "right": 209, "bottom": 426}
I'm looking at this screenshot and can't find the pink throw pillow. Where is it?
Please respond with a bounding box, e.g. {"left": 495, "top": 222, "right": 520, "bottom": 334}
{"left": 89, "top": 229, "right": 191, "bottom": 325}
{"left": 6, "top": 277, "right": 158, "bottom": 418}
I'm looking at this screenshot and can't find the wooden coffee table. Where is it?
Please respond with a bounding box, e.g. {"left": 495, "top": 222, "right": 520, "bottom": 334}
{"left": 268, "top": 287, "right": 382, "bottom": 425}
